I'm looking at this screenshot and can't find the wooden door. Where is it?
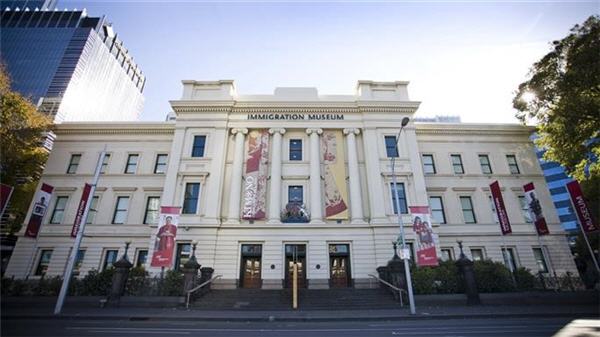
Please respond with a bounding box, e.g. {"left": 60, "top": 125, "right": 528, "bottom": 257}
{"left": 242, "top": 257, "right": 262, "bottom": 288}
{"left": 330, "top": 256, "right": 349, "bottom": 288}
{"left": 286, "top": 257, "right": 307, "bottom": 288}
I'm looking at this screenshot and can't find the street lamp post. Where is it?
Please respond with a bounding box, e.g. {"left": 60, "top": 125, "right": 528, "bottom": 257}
{"left": 390, "top": 116, "right": 416, "bottom": 315}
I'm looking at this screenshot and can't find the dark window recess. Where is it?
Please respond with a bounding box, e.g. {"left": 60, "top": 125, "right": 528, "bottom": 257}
{"left": 289, "top": 139, "right": 302, "bottom": 161}
{"left": 192, "top": 136, "right": 206, "bottom": 157}
{"left": 385, "top": 136, "right": 399, "bottom": 158}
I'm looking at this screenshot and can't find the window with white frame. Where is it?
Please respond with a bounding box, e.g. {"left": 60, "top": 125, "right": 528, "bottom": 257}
{"left": 502, "top": 247, "right": 518, "bottom": 271}
{"left": 66, "top": 154, "right": 81, "bottom": 174}
{"left": 86, "top": 196, "right": 99, "bottom": 224}
{"left": 112, "top": 196, "right": 130, "bottom": 224}
{"left": 102, "top": 249, "right": 119, "bottom": 271}
{"left": 100, "top": 154, "right": 111, "bottom": 174}
{"left": 429, "top": 196, "right": 446, "bottom": 224}
{"left": 451, "top": 154, "right": 464, "bottom": 174}
{"left": 191, "top": 136, "right": 206, "bottom": 157}
{"left": 532, "top": 247, "right": 549, "bottom": 273}
{"left": 479, "top": 154, "right": 492, "bottom": 174}
{"left": 144, "top": 196, "right": 160, "bottom": 224}
{"left": 470, "top": 248, "right": 484, "bottom": 261}
{"left": 441, "top": 248, "right": 454, "bottom": 261}
{"left": 460, "top": 196, "right": 476, "bottom": 224}
{"left": 422, "top": 154, "right": 436, "bottom": 174}
{"left": 50, "top": 196, "right": 68, "bottom": 224}
{"left": 124, "top": 154, "right": 139, "bottom": 174}
{"left": 154, "top": 154, "right": 168, "bottom": 174}
{"left": 390, "top": 182, "right": 408, "bottom": 214}
{"left": 518, "top": 196, "right": 532, "bottom": 223}
{"left": 182, "top": 183, "right": 200, "bottom": 214}
{"left": 34, "top": 249, "right": 53, "bottom": 276}
{"left": 135, "top": 249, "right": 148, "bottom": 268}
{"left": 506, "top": 155, "right": 520, "bottom": 174}
{"left": 385, "top": 136, "right": 399, "bottom": 158}
{"left": 289, "top": 139, "right": 302, "bottom": 161}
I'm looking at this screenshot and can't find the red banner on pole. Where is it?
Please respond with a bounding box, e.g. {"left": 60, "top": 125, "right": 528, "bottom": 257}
{"left": 409, "top": 206, "right": 438, "bottom": 267}
{"left": 71, "top": 183, "right": 92, "bottom": 238}
{"left": 25, "top": 183, "right": 54, "bottom": 238}
{"left": 523, "top": 182, "right": 549, "bottom": 235}
{"left": 0, "top": 183, "right": 14, "bottom": 218}
{"left": 567, "top": 181, "right": 598, "bottom": 233}
{"left": 490, "top": 181, "right": 512, "bottom": 235}
{"left": 150, "top": 206, "right": 181, "bottom": 268}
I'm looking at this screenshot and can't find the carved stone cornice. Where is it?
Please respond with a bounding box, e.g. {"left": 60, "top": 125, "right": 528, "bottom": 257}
{"left": 55, "top": 124, "right": 174, "bottom": 136}
{"left": 416, "top": 124, "right": 535, "bottom": 137}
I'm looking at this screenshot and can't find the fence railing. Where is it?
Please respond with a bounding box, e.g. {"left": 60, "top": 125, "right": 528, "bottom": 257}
{"left": 368, "top": 273, "right": 406, "bottom": 306}
{"left": 185, "top": 275, "right": 222, "bottom": 309}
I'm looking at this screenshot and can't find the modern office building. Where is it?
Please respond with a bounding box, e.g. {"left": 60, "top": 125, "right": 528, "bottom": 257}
{"left": 5, "top": 80, "right": 577, "bottom": 289}
{"left": 0, "top": 1, "right": 145, "bottom": 122}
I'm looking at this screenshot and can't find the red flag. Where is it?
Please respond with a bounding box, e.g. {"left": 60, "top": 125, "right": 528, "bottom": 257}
{"left": 409, "top": 206, "right": 439, "bottom": 266}
{"left": 567, "top": 181, "right": 598, "bottom": 233}
{"left": 151, "top": 206, "right": 181, "bottom": 268}
{"left": 25, "top": 183, "right": 54, "bottom": 238}
{"left": 0, "top": 183, "right": 14, "bottom": 218}
{"left": 523, "top": 182, "right": 549, "bottom": 235}
{"left": 490, "top": 181, "right": 512, "bottom": 235}
{"left": 71, "top": 183, "right": 92, "bottom": 238}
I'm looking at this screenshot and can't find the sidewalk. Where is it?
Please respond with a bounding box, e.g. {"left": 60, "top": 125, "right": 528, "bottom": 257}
{"left": 2, "top": 296, "right": 598, "bottom": 322}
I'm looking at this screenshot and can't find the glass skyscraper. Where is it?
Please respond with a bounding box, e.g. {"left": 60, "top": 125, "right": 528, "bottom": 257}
{"left": 1, "top": 1, "right": 145, "bottom": 121}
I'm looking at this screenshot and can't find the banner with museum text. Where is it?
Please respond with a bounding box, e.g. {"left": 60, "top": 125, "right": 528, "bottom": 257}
{"left": 490, "top": 181, "right": 512, "bottom": 235}
{"left": 151, "top": 206, "right": 181, "bottom": 268}
{"left": 321, "top": 130, "right": 349, "bottom": 219}
{"left": 523, "top": 182, "right": 549, "bottom": 235}
{"left": 566, "top": 181, "right": 598, "bottom": 233}
{"left": 242, "top": 129, "right": 270, "bottom": 220}
{"left": 409, "top": 206, "right": 439, "bottom": 266}
{"left": 71, "top": 183, "right": 92, "bottom": 238}
{"left": 24, "top": 183, "right": 54, "bottom": 238}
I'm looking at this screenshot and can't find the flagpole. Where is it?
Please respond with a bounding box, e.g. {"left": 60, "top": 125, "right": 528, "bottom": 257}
{"left": 54, "top": 147, "right": 106, "bottom": 315}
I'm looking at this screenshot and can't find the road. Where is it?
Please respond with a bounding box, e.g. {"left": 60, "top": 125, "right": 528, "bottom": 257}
{"left": 2, "top": 316, "right": 593, "bottom": 337}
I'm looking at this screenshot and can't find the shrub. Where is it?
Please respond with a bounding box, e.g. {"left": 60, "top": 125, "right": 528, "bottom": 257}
{"left": 159, "top": 270, "right": 184, "bottom": 296}
{"left": 125, "top": 267, "right": 152, "bottom": 296}
{"left": 411, "top": 266, "right": 436, "bottom": 294}
{"left": 410, "top": 260, "right": 461, "bottom": 294}
{"left": 33, "top": 276, "right": 62, "bottom": 296}
{"left": 76, "top": 268, "right": 115, "bottom": 296}
{"left": 514, "top": 267, "right": 537, "bottom": 290}
{"left": 473, "top": 260, "right": 515, "bottom": 292}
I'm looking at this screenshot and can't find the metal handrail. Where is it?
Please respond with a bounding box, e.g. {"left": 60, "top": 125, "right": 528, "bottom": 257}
{"left": 185, "top": 274, "right": 222, "bottom": 309}
{"left": 368, "top": 274, "right": 406, "bottom": 306}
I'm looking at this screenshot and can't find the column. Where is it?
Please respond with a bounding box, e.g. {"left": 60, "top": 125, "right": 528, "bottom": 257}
{"left": 343, "top": 128, "right": 365, "bottom": 223}
{"left": 363, "top": 128, "right": 387, "bottom": 223}
{"left": 306, "top": 128, "right": 323, "bottom": 223}
{"left": 267, "top": 128, "right": 286, "bottom": 223}
{"left": 226, "top": 128, "right": 248, "bottom": 223}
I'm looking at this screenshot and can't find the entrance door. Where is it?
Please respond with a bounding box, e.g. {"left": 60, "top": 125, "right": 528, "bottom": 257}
{"left": 329, "top": 244, "right": 351, "bottom": 288}
{"left": 285, "top": 244, "right": 307, "bottom": 288}
{"left": 240, "top": 244, "right": 262, "bottom": 288}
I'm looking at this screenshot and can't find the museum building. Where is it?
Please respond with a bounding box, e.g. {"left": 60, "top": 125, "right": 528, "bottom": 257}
{"left": 5, "top": 80, "right": 578, "bottom": 289}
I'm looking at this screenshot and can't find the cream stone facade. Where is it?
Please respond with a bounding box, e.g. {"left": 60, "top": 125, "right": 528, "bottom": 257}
{"left": 6, "top": 80, "right": 577, "bottom": 289}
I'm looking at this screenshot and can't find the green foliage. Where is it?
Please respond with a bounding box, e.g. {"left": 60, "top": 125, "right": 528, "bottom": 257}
{"left": 513, "top": 15, "right": 600, "bottom": 183}
{"left": 74, "top": 268, "right": 115, "bottom": 296}
{"left": 159, "top": 270, "right": 184, "bottom": 296}
{"left": 473, "top": 260, "right": 516, "bottom": 293}
{"left": 410, "top": 260, "right": 461, "bottom": 294}
{"left": 125, "top": 267, "right": 152, "bottom": 296}
{"left": 513, "top": 267, "right": 537, "bottom": 290}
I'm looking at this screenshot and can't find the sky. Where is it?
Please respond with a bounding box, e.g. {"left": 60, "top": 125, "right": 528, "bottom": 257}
{"left": 62, "top": 0, "right": 598, "bottom": 123}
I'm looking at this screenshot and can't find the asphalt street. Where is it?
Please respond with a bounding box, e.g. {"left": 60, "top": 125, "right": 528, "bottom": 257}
{"left": 2, "top": 317, "right": 592, "bottom": 337}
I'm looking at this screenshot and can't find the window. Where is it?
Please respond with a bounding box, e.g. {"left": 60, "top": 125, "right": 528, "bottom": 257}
{"left": 518, "top": 196, "right": 532, "bottom": 223}
{"left": 73, "top": 249, "right": 85, "bottom": 275}
{"left": 154, "top": 154, "right": 168, "bottom": 174}
{"left": 441, "top": 248, "right": 454, "bottom": 261}
{"left": 488, "top": 195, "right": 499, "bottom": 223}
{"left": 135, "top": 249, "right": 148, "bottom": 268}
{"left": 175, "top": 243, "right": 191, "bottom": 271}
{"left": 385, "top": 136, "right": 399, "bottom": 158}
{"left": 390, "top": 182, "right": 408, "bottom": 214}
{"left": 124, "top": 154, "right": 139, "bottom": 174}
{"left": 479, "top": 154, "right": 492, "bottom": 174}
{"left": 532, "top": 248, "right": 549, "bottom": 273}
{"left": 422, "top": 154, "right": 436, "bottom": 174}
{"left": 66, "top": 154, "right": 81, "bottom": 174}
{"left": 102, "top": 249, "right": 119, "bottom": 271}
{"left": 502, "top": 247, "right": 518, "bottom": 271}
{"left": 191, "top": 135, "right": 206, "bottom": 157}
{"left": 34, "top": 249, "right": 53, "bottom": 276}
{"left": 289, "top": 139, "right": 302, "bottom": 161}
{"left": 144, "top": 196, "right": 161, "bottom": 224}
{"left": 112, "top": 196, "right": 130, "bottom": 224}
{"left": 86, "top": 196, "right": 99, "bottom": 224}
{"left": 460, "top": 196, "right": 476, "bottom": 223}
{"left": 288, "top": 185, "right": 303, "bottom": 203}
{"left": 50, "top": 196, "right": 68, "bottom": 224}
{"left": 429, "top": 196, "right": 446, "bottom": 224}
{"left": 451, "top": 155, "right": 464, "bottom": 174}
{"left": 470, "top": 248, "right": 484, "bottom": 261}
{"left": 506, "top": 155, "right": 520, "bottom": 174}
{"left": 182, "top": 183, "right": 200, "bottom": 214}
{"left": 100, "top": 154, "right": 111, "bottom": 174}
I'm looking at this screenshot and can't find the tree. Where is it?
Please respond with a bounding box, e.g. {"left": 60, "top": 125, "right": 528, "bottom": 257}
{"left": 0, "top": 63, "right": 53, "bottom": 234}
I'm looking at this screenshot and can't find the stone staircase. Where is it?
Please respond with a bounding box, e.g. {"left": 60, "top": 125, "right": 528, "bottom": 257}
{"left": 191, "top": 288, "right": 402, "bottom": 310}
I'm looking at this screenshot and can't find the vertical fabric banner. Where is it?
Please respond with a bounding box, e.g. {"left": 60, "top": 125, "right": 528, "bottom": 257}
{"left": 71, "top": 183, "right": 92, "bottom": 238}
{"left": 242, "top": 129, "right": 270, "bottom": 220}
{"left": 566, "top": 181, "right": 598, "bottom": 233}
{"left": 150, "top": 206, "right": 181, "bottom": 268}
{"left": 409, "top": 206, "right": 439, "bottom": 266}
{"left": 490, "top": 181, "right": 512, "bottom": 235}
{"left": 0, "top": 183, "right": 14, "bottom": 218}
{"left": 321, "top": 130, "right": 349, "bottom": 219}
{"left": 24, "top": 183, "right": 54, "bottom": 238}
{"left": 523, "top": 182, "right": 549, "bottom": 235}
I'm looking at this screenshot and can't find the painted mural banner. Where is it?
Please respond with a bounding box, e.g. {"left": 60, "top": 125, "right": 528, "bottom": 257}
{"left": 242, "top": 129, "right": 270, "bottom": 220}
{"left": 409, "top": 206, "right": 439, "bottom": 266}
{"left": 566, "top": 181, "right": 598, "bottom": 233}
{"left": 490, "top": 181, "right": 512, "bottom": 235}
{"left": 150, "top": 206, "right": 181, "bottom": 268}
{"left": 523, "top": 182, "right": 549, "bottom": 235}
{"left": 71, "top": 183, "right": 92, "bottom": 238}
{"left": 321, "top": 130, "right": 349, "bottom": 219}
{"left": 24, "top": 183, "right": 54, "bottom": 238}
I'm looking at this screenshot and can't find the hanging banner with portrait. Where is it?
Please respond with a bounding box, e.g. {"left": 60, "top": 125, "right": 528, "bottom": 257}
{"left": 523, "top": 182, "right": 549, "bottom": 235}
{"left": 150, "top": 206, "right": 181, "bottom": 268}
{"left": 242, "top": 129, "right": 270, "bottom": 220}
{"left": 409, "top": 206, "right": 438, "bottom": 266}
{"left": 321, "top": 130, "right": 349, "bottom": 219}
{"left": 24, "top": 183, "right": 54, "bottom": 238}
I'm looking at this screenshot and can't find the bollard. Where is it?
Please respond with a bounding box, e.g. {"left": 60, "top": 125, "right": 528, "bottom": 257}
{"left": 182, "top": 243, "right": 201, "bottom": 296}
{"left": 108, "top": 242, "right": 133, "bottom": 306}
{"left": 455, "top": 241, "right": 481, "bottom": 305}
